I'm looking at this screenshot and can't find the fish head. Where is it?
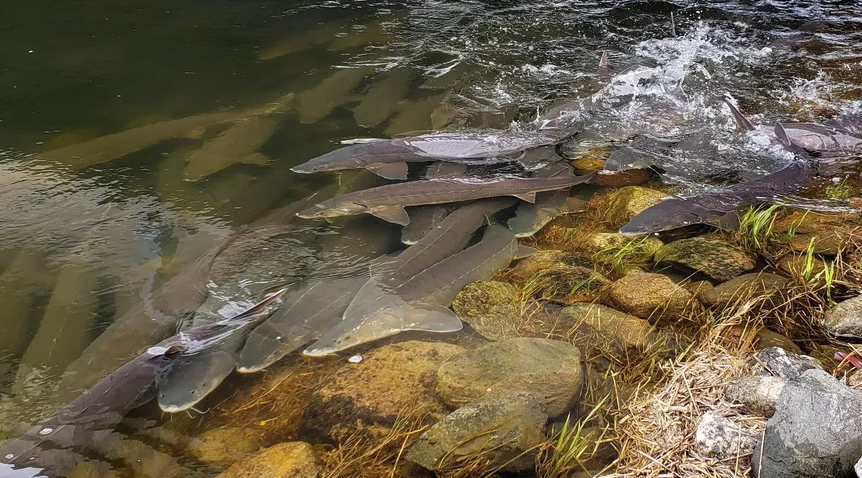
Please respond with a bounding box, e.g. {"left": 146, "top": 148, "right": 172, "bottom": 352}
{"left": 303, "top": 307, "right": 403, "bottom": 357}
{"left": 144, "top": 344, "right": 187, "bottom": 370}
{"left": 157, "top": 349, "right": 237, "bottom": 413}
{"left": 297, "top": 201, "right": 367, "bottom": 220}
{"left": 619, "top": 206, "right": 706, "bottom": 236}
{"left": 291, "top": 145, "right": 364, "bottom": 174}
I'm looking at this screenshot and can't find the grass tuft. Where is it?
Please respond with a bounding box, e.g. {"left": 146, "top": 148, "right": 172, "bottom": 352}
{"left": 537, "top": 396, "right": 610, "bottom": 478}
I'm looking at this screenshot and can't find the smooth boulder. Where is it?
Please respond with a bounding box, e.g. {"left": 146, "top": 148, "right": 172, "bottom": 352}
{"left": 654, "top": 238, "right": 755, "bottom": 282}
{"left": 452, "top": 281, "right": 521, "bottom": 341}
{"left": 753, "top": 369, "right": 862, "bottom": 478}
{"left": 216, "top": 442, "right": 321, "bottom": 478}
{"left": 407, "top": 392, "right": 546, "bottom": 472}
{"left": 561, "top": 303, "right": 667, "bottom": 355}
{"left": 824, "top": 295, "right": 862, "bottom": 338}
{"left": 599, "top": 186, "right": 666, "bottom": 229}
{"left": 302, "top": 341, "right": 464, "bottom": 442}
{"left": 700, "top": 273, "right": 789, "bottom": 307}
{"left": 695, "top": 412, "right": 757, "bottom": 459}
{"left": 754, "top": 347, "right": 823, "bottom": 380}
{"left": 723, "top": 376, "right": 786, "bottom": 418}
{"left": 436, "top": 338, "right": 583, "bottom": 417}
{"left": 606, "top": 272, "right": 692, "bottom": 324}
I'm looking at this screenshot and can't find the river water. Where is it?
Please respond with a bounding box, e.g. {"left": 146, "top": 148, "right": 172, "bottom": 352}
{"left": 0, "top": 0, "right": 860, "bottom": 476}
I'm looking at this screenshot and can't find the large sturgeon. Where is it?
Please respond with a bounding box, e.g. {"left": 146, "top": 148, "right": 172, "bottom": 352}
{"left": 236, "top": 201, "right": 510, "bottom": 373}
{"left": 619, "top": 159, "right": 809, "bottom": 236}
{"left": 303, "top": 225, "right": 534, "bottom": 356}
{"left": 0, "top": 290, "right": 284, "bottom": 477}
{"left": 296, "top": 171, "right": 595, "bottom": 225}
{"left": 290, "top": 130, "right": 563, "bottom": 180}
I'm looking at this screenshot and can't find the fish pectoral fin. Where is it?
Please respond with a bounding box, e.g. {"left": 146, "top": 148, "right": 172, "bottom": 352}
{"left": 242, "top": 152, "right": 271, "bottom": 165}
{"left": 370, "top": 206, "right": 411, "bottom": 226}
{"left": 711, "top": 211, "right": 741, "bottom": 231}
{"left": 513, "top": 192, "right": 537, "bottom": 203}
{"left": 366, "top": 162, "right": 409, "bottom": 180}
{"left": 515, "top": 245, "right": 538, "bottom": 259}
{"left": 402, "top": 304, "right": 463, "bottom": 333}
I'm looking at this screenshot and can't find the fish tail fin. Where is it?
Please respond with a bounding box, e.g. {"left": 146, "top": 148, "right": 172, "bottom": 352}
{"left": 670, "top": 11, "right": 677, "bottom": 37}
{"left": 723, "top": 97, "right": 756, "bottom": 132}
{"left": 774, "top": 123, "right": 791, "bottom": 147}
{"left": 233, "top": 287, "right": 288, "bottom": 320}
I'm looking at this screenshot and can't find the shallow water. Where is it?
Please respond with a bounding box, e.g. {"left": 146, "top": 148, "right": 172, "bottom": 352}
{"left": 0, "top": 0, "right": 861, "bottom": 476}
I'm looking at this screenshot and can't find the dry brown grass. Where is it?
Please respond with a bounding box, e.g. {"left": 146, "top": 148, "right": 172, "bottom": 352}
{"left": 206, "top": 356, "right": 343, "bottom": 444}
{"left": 319, "top": 407, "right": 432, "bottom": 478}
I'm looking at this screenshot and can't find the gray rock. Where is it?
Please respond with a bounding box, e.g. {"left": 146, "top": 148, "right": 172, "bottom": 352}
{"left": 436, "top": 338, "right": 583, "bottom": 417}
{"left": 754, "top": 347, "right": 823, "bottom": 379}
{"left": 700, "top": 273, "right": 789, "bottom": 308}
{"left": 856, "top": 454, "right": 862, "bottom": 478}
{"left": 723, "top": 376, "right": 786, "bottom": 418}
{"left": 753, "top": 369, "right": 862, "bottom": 478}
{"left": 654, "top": 238, "right": 756, "bottom": 282}
{"left": 407, "top": 392, "right": 547, "bottom": 472}
{"left": 694, "top": 412, "right": 757, "bottom": 458}
{"left": 824, "top": 295, "right": 862, "bottom": 338}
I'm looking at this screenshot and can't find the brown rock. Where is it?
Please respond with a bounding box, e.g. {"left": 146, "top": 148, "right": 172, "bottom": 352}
{"left": 436, "top": 338, "right": 583, "bottom": 417}
{"left": 301, "top": 341, "right": 464, "bottom": 442}
{"left": 654, "top": 237, "right": 756, "bottom": 281}
{"left": 598, "top": 186, "right": 666, "bottom": 229}
{"left": 508, "top": 250, "right": 591, "bottom": 283}
{"left": 700, "top": 273, "right": 789, "bottom": 307}
{"left": 777, "top": 253, "right": 828, "bottom": 278}
{"left": 187, "top": 427, "right": 264, "bottom": 467}
{"left": 561, "top": 303, "right": 668, "bottom": 355}
{"left": 527, "top": 264, "right": 609, "bottom": 305}
{"left": 216, "top": 442, "right": 321, "bottom": 478}
{"left": 452, "top": 281, "right": 520, "bottom": 341}
{"left": 593, "top": 169, "right": 653, "bottom": 187}
{"left": 606, "top": 272, "right": 693, "bottom": 324}
{"left": 774, "top": 211, "right": 862, "bottom": 255}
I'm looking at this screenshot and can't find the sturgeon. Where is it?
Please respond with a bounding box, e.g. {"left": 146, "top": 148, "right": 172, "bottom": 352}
{"left": 725, "top": 99, "right": 862, "bottom": 153}
{"left": 400, "top": 206, "right": 450, "bottom": 245}
{"left": 40, "top": 94, "right": 294, "bottom": 170}
{"left": 619, "top": 160, "right": 809, "bottom": 235}
{"left": 290, "top": 130, "right": 562, "bottom": 180}
{"left": 0, "top": 290, "right": 283, "bottom": 477}
{"left": 303, "top": 225, "right": 534, "bottom": 356}
{"left": 296, "top": 171, "right": 595, "bottom": 225}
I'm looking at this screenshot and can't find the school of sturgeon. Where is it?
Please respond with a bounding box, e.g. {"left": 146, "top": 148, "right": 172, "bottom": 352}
{"left": 5, "top": 34, "right": 862, "bottom": 478}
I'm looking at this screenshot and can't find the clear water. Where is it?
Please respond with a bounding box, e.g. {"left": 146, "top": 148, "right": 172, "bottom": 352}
{"left": 0, "top": 0, "right": 861, "bottom": 476}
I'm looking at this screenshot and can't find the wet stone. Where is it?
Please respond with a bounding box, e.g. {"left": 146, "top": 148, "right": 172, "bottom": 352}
{"left": 824, "top": 295, "right": 862, "bottom": 338}
{"left": 723, "top": 376, "right": 786, "bottom": 418}
{"left": 508, "top": 249, "right": 592, "bottom": 284}
{"left": 436, "top": 338, "right": 583, "bottom": 418}
{"left": 187, "top": 427, "right": 264, "bottom": 467}
{"left": 216, "top": 442, "right": 322, "bottom": 478}
{"left": 773, "top": 211, "right": 862, "bottom": 256}
{"left": 754, "top": 369, "right": 862, "bottom": 478}
{"left": 700, "top": 272, "right": 789, "bottom": 307}
{"left": 755, "top": 328, "right": 801, "bottom": 354}
{"left": 598, "top": 186, "right": 666, "bottom": 229}
{"left": 654, "top": 237, "right": 756, "bottom": 282}
{"left": 606, "top": 272, "right": 693, "bottom": 324}
{"left": 561, "top": 303, "right": 666, "bottom": 356}
{"left": 407, "top": 392, "right": 546, "bottom": 472}
{"left": 777, "top": 253, "right": 828, "bottom": 278}
{"left": 754, "top": 347, "right": 823, "bottom": 380}
{"left": 527, "top": 264, "right": 609, "bottom": 305}
{"left": 301, "top": 341, "right": 464, "bottom": 443}
{"left": 451, "top": 281, "right": 520, "bottom": 341}
{"left": 581, "top": 232, "right": 663, "bottom": 262}
{"left": 695, "top": 412, "right": 757, "bottom": 459}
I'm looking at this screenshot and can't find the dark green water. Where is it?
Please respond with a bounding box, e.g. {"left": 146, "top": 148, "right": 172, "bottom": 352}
{"left": 0, "top": 0, "right": 860, "bottom": 476}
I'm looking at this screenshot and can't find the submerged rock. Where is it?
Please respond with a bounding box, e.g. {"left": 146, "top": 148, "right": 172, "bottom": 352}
{"left": 723, "top": 376, "right": 786, "bottom": 418}
{"left": 452, "top": 281, "right": 520, "bottom": 341}
{"left": 508, "top": 250, "right": 591, "bottom": 284}
{"left": 436, "top": 338, "right": 583, "bottom": 417}
{"left": 777, "top": 253, "right": 829, "bottom": 278}
{"left": 581, "top": 232, "right": 663, "bottom": 262}
{"left": 773, "top": 211, "right": 862, "bottom": 255}
{"left": 606, "top": 272, "right": 693, "bottom": 324}
{"left": 598, "top": 186, "right": 666, "bottom": 229}
{"left": 561, "top": 303, "right": 666, "bottom": 356}
{"left": 654, "top": 238, "right": 756, "bottom": 282}
{"left": 824, "top": 295, "right": 862, "bottom": 338}
{"left": 700, "top": 272, "right": 789, "bottom": 307}
{"left": 695, "top": 412, "right": 757, "bottom": 459}
{"left": 753, "top": 369, "right": 862, "bottom": 478}
{"left": 754, "top": 347, "right": 823, "bottom": 380}
{"left": 187, "top": 427, "right": 264, "bottom": 467}
{"left": 216, "top": 442, "right": 321, "bottom": 478}
{"left": 301, "top": 341, "right": 463, "bottom": 442}
{"left": 527, "top": 264, "right": 608, "bottom": 305}
{"left": 407, "top": 392, "right": 546, "bottom": 472}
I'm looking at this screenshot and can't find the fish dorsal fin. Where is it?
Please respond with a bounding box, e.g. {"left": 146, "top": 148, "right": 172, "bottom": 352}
{"left": 723, "top": 98, "right": 756, "bottom": 132}
{"left": 515, "top": 245, "right": 537, "bottom": 259}
{"left": 774, "top": 123, "right": 791, "bottom": 147}
{"left": 514, "top": 192, "right": 537, "bottom": 203}
{"left": 599, "top": 51, "right": 609, "bottom": 73}
{"left": 402, "top": 304, "right": 463, "bottom": 333}
{"left": 370, "top": 205, "right": 411, "bottom": 226}
{"left": 233, "top": 287, "right": 288, "bottom": 321}
{"left": 366, "top": 162, "right": 409, "bottom": 180}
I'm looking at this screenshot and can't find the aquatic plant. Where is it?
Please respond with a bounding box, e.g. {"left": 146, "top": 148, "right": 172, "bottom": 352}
{"left": 737, "top": 204, "right": 782, "bottom": 251}
{"left": 536, "top": 395, "right": 610, "bottom": 478}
